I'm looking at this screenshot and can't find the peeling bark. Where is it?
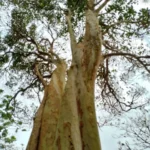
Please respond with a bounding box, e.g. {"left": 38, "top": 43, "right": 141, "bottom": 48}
{"left": 26, "top": 60, "right": 66, "bottom": 150}
{"left": 53, "top": 8, "right": 102, "bottom": 150}
{"left": 27, "top": 4, "right": 102, "bottom": 150}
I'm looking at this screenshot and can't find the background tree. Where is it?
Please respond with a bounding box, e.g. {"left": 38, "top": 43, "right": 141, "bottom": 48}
{"left": 0, "top": 0, "right": 150, "bottom": 149}
{"left": 114, "top": 106, "right": 150, "bottom": 150}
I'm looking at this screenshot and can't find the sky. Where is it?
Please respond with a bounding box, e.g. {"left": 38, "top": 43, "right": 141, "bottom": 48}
{"left": 0, "top": 1, "right": 150, "bottom": 150}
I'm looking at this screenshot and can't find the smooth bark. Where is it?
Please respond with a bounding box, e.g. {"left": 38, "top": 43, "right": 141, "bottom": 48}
{"left": 27, "top": 5, "right": 103, "bottom": 150}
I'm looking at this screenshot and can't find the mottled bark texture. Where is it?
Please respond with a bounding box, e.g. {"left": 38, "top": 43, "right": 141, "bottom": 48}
{"left": 27, "top": 3, "right": 103, "bottom": 150}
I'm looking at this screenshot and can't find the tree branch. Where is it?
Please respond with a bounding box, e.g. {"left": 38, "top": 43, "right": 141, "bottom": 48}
{"left": 102, "top": 20, "right": 138, "bottom": 35}
{"left": 8, "top": 78, "right": 38, "bottom": 108}
{"left": 94, "top": 0, "right": 103, "bottom": 6}
{"left": 104, "top": 52, "right": 150, "bottom": 59}
{"left": 64, "top": 9, "right": 77, "bottom": 55}
{"left": 34, "top": 63, "right": 47, "bottom": 87}
{"left": 25, "top": 37, "right": 61, "bottom": 63}
{"left": 96, "top": 0, "right": 110, "bottom": 13}
{"left": 103, "top": 52, "right": 150, "bottom": 73}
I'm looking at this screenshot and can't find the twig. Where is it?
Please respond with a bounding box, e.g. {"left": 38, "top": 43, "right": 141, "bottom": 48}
{"left": 96, "top": 0, "right": 110, "bottom": 13}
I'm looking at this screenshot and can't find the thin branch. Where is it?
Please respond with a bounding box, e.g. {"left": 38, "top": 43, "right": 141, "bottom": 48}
{"left": 103, "top": 40, "right": 120, "bottom": 52}
{"left": 103, "top": 52, "right": 150, "bottom": 73}
{"left": 102, "top": 20, "right": 138, "bottom": 35}
{"left": 35, "top": 63, "right": 47, "bottom": 87}
{"left": 132, "top": 130, "right": 150, "bottom": 145}
{"left": 33, "top": 87, "right": 41, "bottom": 104}
{"left": 12, "top": 29, "right": 61, "bottom": 63}
{"left": 25, "top": 37, "right": 60, "bottom": 62}
{"left": 99, "top": 55, "right": 149, "bottom": 112}
{"left": 96, "top": 0, "right": 110, "bottom": 13}
{"left": 94, "top": 0, "right": 103, "bottom": 6}
{"left": 39, "top": 38, "right": 51, "bottom": 47}
{"left": 64, "top": 9, "right": 77, "bottom": 54}
{"left": 8, "top": 78, "right": 38, "bottom": 108}
{"left": 103, "top": 52, "right": 150, "bottom": 59}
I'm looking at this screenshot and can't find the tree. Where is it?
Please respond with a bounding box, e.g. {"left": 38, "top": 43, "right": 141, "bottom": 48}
{"left": 115, "top": 106, "right": 150, "bottom": 150}
{"left": 0, "top": 0, "right": 150, "bottom": 149}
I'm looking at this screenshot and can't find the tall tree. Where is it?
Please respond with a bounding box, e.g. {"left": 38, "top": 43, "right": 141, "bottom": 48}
{"left": 0, "top": 0, "right": 150, "bottom": 149}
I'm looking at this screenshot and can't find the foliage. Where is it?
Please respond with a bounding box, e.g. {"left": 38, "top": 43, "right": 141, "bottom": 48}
{"left": 0, "top": 90, "right": 16, "bottom": 148}
{"left": 0, "top": 0, "right": 150, "bottom": 149}
{"left": 0, "top": 88, "right": 37, "bottom": 149}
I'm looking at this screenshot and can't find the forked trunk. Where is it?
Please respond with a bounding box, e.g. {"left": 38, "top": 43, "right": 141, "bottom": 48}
{"left": 27, "top": 7, "right": 102, "bottom": 150}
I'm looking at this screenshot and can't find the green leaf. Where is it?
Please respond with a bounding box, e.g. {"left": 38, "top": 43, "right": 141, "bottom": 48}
{"left": 11, "top": 136, "right": 16, "bottom": 141}
{"left": 2, "top": 99, "right": 8, "bottom": 104}
{"left": 0, "top": 104, "right": 4, "bottom": 108}
{"left": 4, "top": 136, "right": 16, "bottom": 143}
{"left": 1, "top": 112, "right": 12, "bottom": 120}
{"left": 4, "top": 95, "right": 13, "bottom": 99}
{"left": 2, "top": 129, "right": 8, "bottom": 137}
{"left": 0, "top": 144, "right": 5, "bottom": 149}
{"left": 0, "top": 89, "right": 4, "bottom": 94}
{"left": 18, "top": 121, "right": 22, "bottom": 125}
{"left": 3, "top": 121, "right": 12, "bottom": 127}
{"left": 22, "top": 129, "right": 27, "bottom": 131}
{"left": 0, "top": 126, "right": 4, "bottom": 132}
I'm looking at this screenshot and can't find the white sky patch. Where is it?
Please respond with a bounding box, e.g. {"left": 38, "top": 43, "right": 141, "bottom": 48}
{"left": 134, "top": 0, "right": 150, "bottom": 10}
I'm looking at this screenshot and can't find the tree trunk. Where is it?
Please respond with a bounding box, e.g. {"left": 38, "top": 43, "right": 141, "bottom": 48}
{"left": 26, "top": 7, "right": 102, "bottom": 150}
{"left": 26, "top": 60, "right": 66, "bottom": 150}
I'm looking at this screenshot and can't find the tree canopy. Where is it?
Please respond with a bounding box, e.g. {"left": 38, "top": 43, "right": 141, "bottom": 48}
{"left": 0, "top": 0, "right": 150, "bottom": 149}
